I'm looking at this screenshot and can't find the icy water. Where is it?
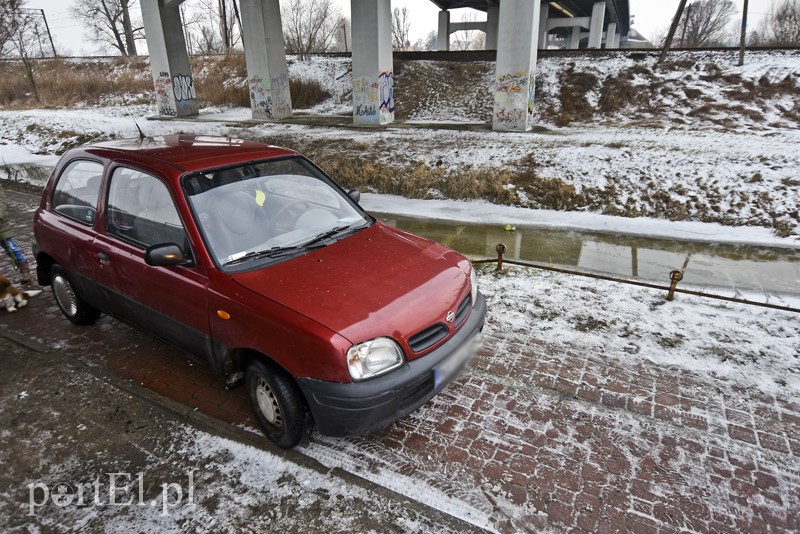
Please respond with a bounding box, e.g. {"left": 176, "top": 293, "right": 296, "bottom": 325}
{"left": 376, "top": 214, "right": 800, "bottom": 304}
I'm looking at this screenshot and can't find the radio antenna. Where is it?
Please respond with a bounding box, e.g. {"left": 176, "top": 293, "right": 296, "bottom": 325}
{"left": 121, "top": 95, "right": 146, "bottom": 140}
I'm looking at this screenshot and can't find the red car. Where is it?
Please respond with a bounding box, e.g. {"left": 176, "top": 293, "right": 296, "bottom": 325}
{"left": 33, "top": 135, "right": 486, "bottom": 448}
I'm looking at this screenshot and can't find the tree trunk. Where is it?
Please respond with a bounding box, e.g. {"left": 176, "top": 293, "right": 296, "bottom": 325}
{"left": 121, "top": 0, "right": 138, "bottom": 56}
{"left": 219, "top": 0, "right": 230, "bottom": 50}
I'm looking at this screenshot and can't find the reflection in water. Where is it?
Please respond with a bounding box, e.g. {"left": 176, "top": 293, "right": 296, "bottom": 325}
{"left": 377, "top": 214, "right": 800, "bottom": 300}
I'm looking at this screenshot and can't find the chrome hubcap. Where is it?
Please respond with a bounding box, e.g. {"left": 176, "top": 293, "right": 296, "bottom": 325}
{"left": 52, "top": 275, "right": 78, "bottom": 317}
{"left": 255, "top": 377, "right": 282, "bottom": 428}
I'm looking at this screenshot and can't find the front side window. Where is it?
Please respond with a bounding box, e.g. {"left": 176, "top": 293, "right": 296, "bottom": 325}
{"left": 106, "top": 167, "right": 186, "bottom": 249}
{"left": 53, "top": 160, "right": 104, "bottom": 225}
{"left": 183, "top": 157, "right": 370, "bottom": 269}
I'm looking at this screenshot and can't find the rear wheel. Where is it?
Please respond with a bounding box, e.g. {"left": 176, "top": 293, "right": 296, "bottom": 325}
{"left": 245, "top": 359, "right": 307, "bottom": 449}
{"left": 50, "top": 265, "right": 101, "bottom": 325}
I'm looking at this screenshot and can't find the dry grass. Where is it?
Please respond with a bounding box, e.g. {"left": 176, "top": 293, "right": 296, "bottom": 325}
{"left": 554, "top": 67, "right": 598, "bottom": 126}
{"left": 0, "top": 53, "right": 331, "bottom": 110}
{"left": 599, "top": 75, "right": 645, "bottom": 113}
{"left": 289, "top": 77, "right": 330, "bottom": 109}
{"left": 0, "top": 57, "right": 152, "bottom": 107}
{"left": 319, "top": 156, "right": 519, "bottom": 204}
{"left": 190, "top": 53, "right": 249, "bottom": 107}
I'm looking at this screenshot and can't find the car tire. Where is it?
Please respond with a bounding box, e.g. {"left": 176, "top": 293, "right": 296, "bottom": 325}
{"left": 245, "top": 358, "right": 307, "bottom": 449}
{"left": 50, "top": 265, "right": 101, "bottom": 325}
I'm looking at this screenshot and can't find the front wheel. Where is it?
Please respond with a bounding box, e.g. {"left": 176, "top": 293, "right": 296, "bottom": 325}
{"left": 50, "top": 265, "right": 101, "bottom": 325}
{"left": 245, "top": 359, "right": 307, "bottom": 449}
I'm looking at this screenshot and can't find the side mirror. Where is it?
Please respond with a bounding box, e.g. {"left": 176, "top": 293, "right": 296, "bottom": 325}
{"left": 347, "top": 189, "right": 361, "bottom": 204}
{"left": 145, "top": 243, "right": 188, "bottom": 267}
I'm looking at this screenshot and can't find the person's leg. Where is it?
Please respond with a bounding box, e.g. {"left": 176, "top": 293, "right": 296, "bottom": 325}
{"left": 1, "top": 237, "right": 31, "bottom": 283}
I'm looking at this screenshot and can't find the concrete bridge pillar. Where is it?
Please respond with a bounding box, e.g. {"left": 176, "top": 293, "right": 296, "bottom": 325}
{"left": 492, "top": 0, "right": 540, "bottom": 132}
{"left": 437, "top": 10, "right": 450, "bottom": 51}
{"left": 486, "top": 6, "right": 499, "bottom": 50}
{"left": 141, "top": 0, "right": 197, "bottom": 117}
{"left": 538, "top": 1, "right": 550, "bottom": 49}
{"left": 568, "top": 26, "right": 581, "bottom": 49}
{"left": 588, "top": 1, "right": 606, "bottom": 49}
{"left": 351, "top": 0, "right": 394, "bottom": 126}
{"left": 240, "top": 0, "right": 292, "bottom": 120}
{"left": 606, "top": 22, "right": 621, "bottom": 48}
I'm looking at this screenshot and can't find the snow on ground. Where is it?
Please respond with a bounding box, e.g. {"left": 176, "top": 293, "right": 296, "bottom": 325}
{"left": 1, "top": 92, "right": 799, "bottom": 529}
{"left": 477, "top": 265, "right": 800, "bottom": 396}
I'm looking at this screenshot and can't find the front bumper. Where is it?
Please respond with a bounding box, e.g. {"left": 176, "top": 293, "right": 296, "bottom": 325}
{"left": 297, "top": 292, "right": 487, "bottom": 437}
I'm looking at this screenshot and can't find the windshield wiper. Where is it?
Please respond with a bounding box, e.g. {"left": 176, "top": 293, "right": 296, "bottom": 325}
{"left": 223, "top": 245, "right": 305, "bottom": 266}
{"left": 300, "top": 224, "right": 363, "bottom": 248}
{"left": 223, "top": 224, "right": 366, "bottom": 266}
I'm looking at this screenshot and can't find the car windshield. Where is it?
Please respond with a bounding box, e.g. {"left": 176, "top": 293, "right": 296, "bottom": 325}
{"left": 183, "top": 157, "right": 370, "bottom": 269}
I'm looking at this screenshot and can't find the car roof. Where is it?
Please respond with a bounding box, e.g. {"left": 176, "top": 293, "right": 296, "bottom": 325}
{"left": 84, "top": 135, "right": 298, "bottom": 174}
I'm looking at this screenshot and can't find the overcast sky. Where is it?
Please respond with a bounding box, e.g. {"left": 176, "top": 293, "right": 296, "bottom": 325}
{"left": 25, "top": 0, "right": 775, "bottom": 56}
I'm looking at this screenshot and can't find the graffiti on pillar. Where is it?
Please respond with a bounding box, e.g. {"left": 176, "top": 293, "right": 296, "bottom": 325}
{"left": 497, "top": 72, "right": 528, "bottom": 95}
{"left": 271, "top": 74, "right": 291, "bottom": 118}
{"left": 353, "top": 77, "right": 378, "bottom": 118}
{"left": 173, "top": 74, "right": 196, "bottom": 102}
{"left": 378, "top": 71, "right": 394, "bottom": 120}
{"left": 249, "top": 75, "right": 273, "bottom": 119}
{"left": 494, "top": 71, "right": 530, "bottom": 130}
{"left": 154, "top": 72, "right": 176, "bottom": 117}
{"left": 528, "top": 73, "right": 536, "bottom": 119}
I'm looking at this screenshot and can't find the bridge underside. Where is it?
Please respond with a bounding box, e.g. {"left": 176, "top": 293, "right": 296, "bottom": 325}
{"left": 141, "top": 0, "right": 632, "bottom": 132}
{"left": 431, "top": 0, "right": 630, "bottom": 40}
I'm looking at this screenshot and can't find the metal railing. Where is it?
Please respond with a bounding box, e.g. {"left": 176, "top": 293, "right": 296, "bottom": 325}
{"left": 474, "top": 243, "right": 800, "bottom": 314}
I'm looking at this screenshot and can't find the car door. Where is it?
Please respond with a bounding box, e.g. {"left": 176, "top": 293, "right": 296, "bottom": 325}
{"left": 44, "top": 159, "right": 107, "bottom": 307}
{"left": 93, "top": 165, "right": 213, "bottom": 363}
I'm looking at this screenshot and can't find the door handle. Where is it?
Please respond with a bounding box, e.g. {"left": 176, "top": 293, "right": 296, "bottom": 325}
{"left": 97, "top": 252, "right": 110, "bottom": 262}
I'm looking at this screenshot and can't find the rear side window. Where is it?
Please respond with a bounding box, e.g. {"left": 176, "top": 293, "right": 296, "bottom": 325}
{"left": 53, "top": 160, "right": 104, "bottom": 225}
{"left": 106, "top": 167, "right": 186, "bottom": 249}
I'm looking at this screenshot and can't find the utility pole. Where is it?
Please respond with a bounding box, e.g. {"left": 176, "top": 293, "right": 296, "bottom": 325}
{"left": 39, "top": 9, "right": 57, "bottom": 57}
{"left": 658, "top": 0, "right": 689, "bottom": 65}
{"left": 738, "top": 0, "right": 750, "bottom": 66}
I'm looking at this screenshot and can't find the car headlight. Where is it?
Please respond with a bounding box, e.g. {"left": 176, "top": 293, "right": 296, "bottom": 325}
{"left": 470, "top": 263, "right": 478, "bottom": 306}
{"left": 347, "top": 337, "right": 404, "bottom": 381}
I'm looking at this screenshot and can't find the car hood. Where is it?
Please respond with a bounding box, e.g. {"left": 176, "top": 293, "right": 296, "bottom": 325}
{"left": 230, "top": 222, "right": 471, "bottom": 354}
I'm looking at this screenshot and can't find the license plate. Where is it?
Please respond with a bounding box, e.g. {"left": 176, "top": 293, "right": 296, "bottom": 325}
{"left": 434, "top": 333, "right": 483, "bottom": 389}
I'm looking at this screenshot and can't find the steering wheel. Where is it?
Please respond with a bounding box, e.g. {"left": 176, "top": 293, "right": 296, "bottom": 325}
{"left": 269, "top": 200, "right": 308, "bottom": 235}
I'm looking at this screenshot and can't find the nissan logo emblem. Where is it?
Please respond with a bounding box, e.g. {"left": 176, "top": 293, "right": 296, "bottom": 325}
{"left": 446, "top": 311, "right": 456, "bottom": 323}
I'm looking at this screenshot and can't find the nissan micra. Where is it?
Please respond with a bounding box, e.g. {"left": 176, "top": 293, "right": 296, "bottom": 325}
{"left": 33, "top": 135, "right": 486, "bottom": 448}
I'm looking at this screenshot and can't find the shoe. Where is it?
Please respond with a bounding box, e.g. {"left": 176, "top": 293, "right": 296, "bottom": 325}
{"left": 18, "top": 260, "right": 32, "bottom": 284}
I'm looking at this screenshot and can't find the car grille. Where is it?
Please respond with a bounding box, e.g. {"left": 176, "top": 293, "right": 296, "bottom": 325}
{"left": 454, "top": 294, "right": 472, "bottom": 327}
{"left": 408, "top": 323, "right": 448, "bottom": 353}
{"left": 407, "top": 294, "right": 472, "bottom": 353}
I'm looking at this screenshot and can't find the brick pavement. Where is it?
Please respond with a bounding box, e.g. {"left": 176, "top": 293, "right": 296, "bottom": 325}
{"left": 2, "top": 182, "right": 798, "bottom": 533}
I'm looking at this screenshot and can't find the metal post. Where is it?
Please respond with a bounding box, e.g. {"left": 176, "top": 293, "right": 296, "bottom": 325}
{"left": 738, "top": 0, "right": 750, "bottom": 66}
{"left": 39, "top": 9, "right": 57, "bottom": 57}
{"left": 658, "top": 0, "right": 689, "bottom": 65}
{"left": 496, "top": 243, "right": 507, "bottom": 271}
{"left": 667, "top": 270, "right": 684, "bottom": 301}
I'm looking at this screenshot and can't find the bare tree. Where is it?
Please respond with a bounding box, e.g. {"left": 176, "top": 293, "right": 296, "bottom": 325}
{"left": 2, "top": 1, "right": 43, "bottom": 100}
{"left": 392, "top": 6, "right": 410, "bottom": 50}
{"left": 70, "top": 0, "right": 142, "bottom": 55}
{"left": 413, "top": 30, "right": 438, "bottom": 51}
{"left": 677, "top": 0, "right": 737, "bottom": 47}
{"left": 282, "top": 0, "right": 341, "bottom": 59}
{"left": 450, "top": 12, "right": 481, "bottom": 50}
{"left": 197, "top": 0, "right": 240, "bottom": 51}
{"left": 0, "top": 0, "right": 23, "bottom": 53}
{"left": 758, "top": 0, "right": 800, "bottom": 45}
